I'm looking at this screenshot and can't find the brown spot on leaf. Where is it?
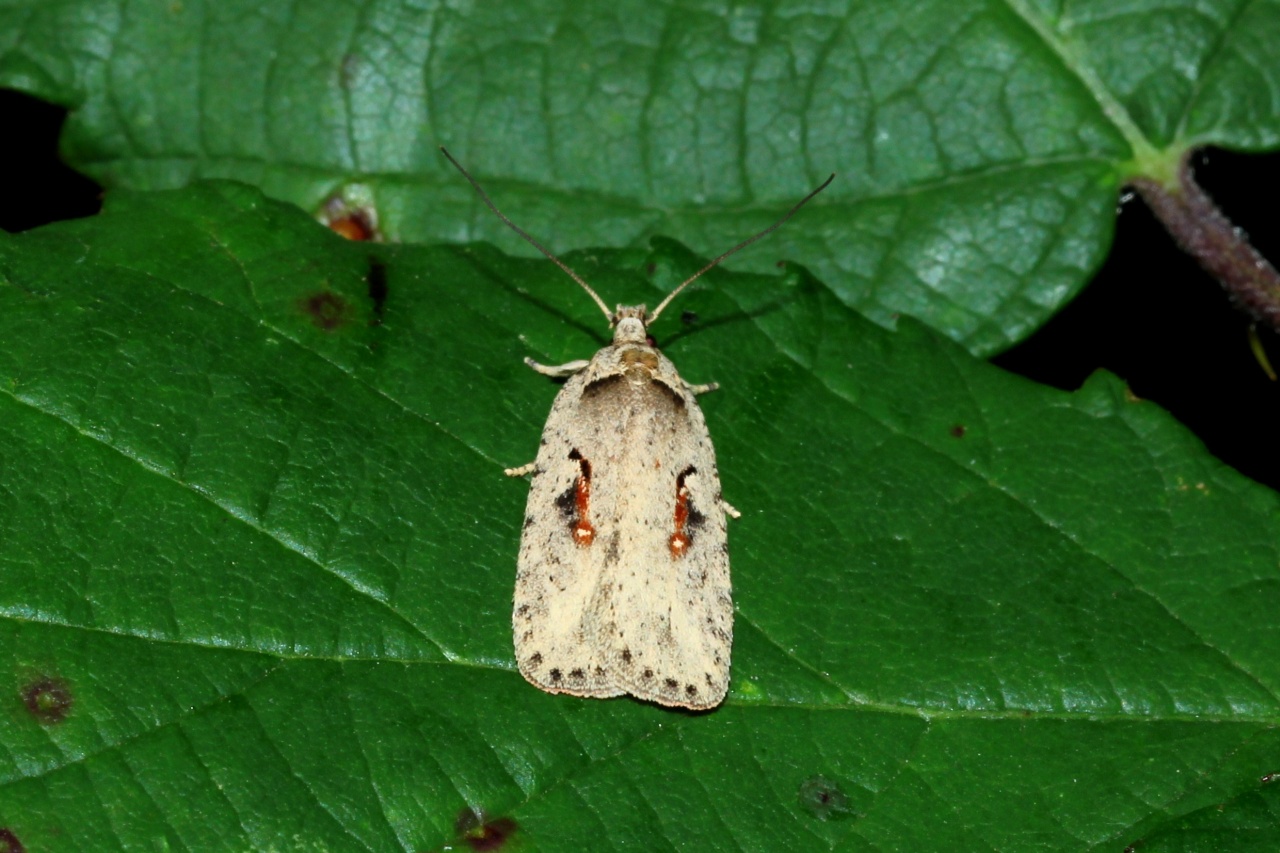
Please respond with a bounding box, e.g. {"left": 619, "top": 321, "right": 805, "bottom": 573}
{"left": 319, "top": 191, "right": 381, "bottom": 242}
{"left": 299, "top": 291, "right": 351, "bottom": 331}
{"left": 329, "top": 215, "right": 373, "bottom": 241}
{"left": 22, "top": 676, "right": 72, "bottom": 724}
{"left": 950, "top": 424, "right": 966, "bottom": 438}
{"left": 455, "top": 809, "right": 518, "bottom": 852}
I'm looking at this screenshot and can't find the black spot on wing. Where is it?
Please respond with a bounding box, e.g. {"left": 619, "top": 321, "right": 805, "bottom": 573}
{"left": 554, "top": 486, "right": 576, "bottom": 521}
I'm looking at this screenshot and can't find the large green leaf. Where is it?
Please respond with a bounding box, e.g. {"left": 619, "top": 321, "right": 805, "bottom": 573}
{"left": 2, "top": 0, "right": 1277, "bottom": 353}
{"left": 1, "top": 183, "right": 1278, "bottom": 850}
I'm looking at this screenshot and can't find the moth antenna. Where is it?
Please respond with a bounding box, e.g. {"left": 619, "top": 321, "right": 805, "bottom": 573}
{"left": 441, "top": 146, "right": 613, "bottom": 323}
{"left": 648, "top": 173, "right": 836, "bottom": 325}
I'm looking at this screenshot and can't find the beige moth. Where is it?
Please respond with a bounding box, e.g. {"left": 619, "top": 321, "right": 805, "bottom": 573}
{"left": 442, "top": 149, "right": 833, "bottom": 710}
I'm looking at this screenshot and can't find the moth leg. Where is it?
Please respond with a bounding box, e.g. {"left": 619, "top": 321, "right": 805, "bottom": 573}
{"left": 688, "top": 381, "right": 720, "bottom": 395}
{"left": 722, "top": 499, "right": 741, "bottom": 518}
{"left": 505, "top": 462, "right": 537, "bottom": 478}
{"left": 524, "top": 356, "right": 590, "bottom": 378}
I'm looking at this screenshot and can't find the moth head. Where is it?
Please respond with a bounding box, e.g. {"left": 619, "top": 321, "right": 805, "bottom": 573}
{"left": 611, "top": 305, "right": 650, "bottom": 344}
{"left": 440, "top": 146, "right": 834, "bottom": 335}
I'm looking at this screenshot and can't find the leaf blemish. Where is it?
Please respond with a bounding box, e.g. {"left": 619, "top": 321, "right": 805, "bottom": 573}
{"left": 798, "top": 775, "right": 853, "bottom": 821}
{"left": 455, "top": 808, "right": 518, "bottom": 852}
{"left": 366, "top": 256, "right": 388, "bottom": 321}
{"left": 21, "top": 676, "right": 72, "bottom": 725}
{"left": 299, "top": 291, "right": 352, "bottom": 331}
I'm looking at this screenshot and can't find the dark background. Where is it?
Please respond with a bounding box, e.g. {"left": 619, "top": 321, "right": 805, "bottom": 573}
{"left": 4, "top": 88, "right": 1278, "bottom": 492}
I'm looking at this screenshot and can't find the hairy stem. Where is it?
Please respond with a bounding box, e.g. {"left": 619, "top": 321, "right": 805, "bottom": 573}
{"left": 1131, "top": 154, "right": 1280, "bottom": 329}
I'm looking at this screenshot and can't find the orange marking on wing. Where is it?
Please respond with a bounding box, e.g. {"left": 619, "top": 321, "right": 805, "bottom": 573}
{"left": 569, "top": 450, "right": 595, "bottom": 547}
{"left": 668, "top": 466, "right": 697, "bottom": 559}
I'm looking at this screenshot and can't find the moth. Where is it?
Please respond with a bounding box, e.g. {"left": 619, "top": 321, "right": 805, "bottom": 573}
{"left": 442, "top": 148, "right": 832, "bottom": 709}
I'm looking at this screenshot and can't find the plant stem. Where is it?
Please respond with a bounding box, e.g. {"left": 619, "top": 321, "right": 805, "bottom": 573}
{"left": 1131, "top": 154, "right": 1280, "bottom": 329}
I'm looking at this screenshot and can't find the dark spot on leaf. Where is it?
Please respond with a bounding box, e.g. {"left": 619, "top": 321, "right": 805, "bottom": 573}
{"left": 328, "top": 215, "right": 374, "bottom": 241}
{"left": 455, "top": 808, "right": 518, "bottom": 852}
{"left": 798, "top": 775, "right": 853, "bottom": 821}
{"left": 0, "top": 828, "right": 24, "bottom": 853}
{"left": 523, "top": 514, "right": 535, "bottom": 529}
{"left": 776, "top": 259, "right": 787, "bottom": 269}
{"left": 642, "top": 668, "right": 654, "bottom": 679}
{"left": 549, "top": 668, "right": 562, "bottom": 683}
{"left": 645, "top": 262, "right": 657, "bottom": 276}
{"left": 22, "top": 676, "right": 72, "bottom": 724}
{"left": 685, "top": 684, "right": 697, "bottom": 697}
{"left": 664, "top": 677, "right": 678, "bottom": 690}
{"left": 528, "top": 652, "right": 542, "bottom": 666}
{"left": 569, "top": 668, "right": 585, "bottom": 680}
{"left": 621, "top": 648, "right": 632, "bottom": 664}
{"left": 681, "top": 310, "right": 699, "bottom": 325}
{"left": 299, "top": 291, "right": 351, "bottom": 331}
{"left": 950, "top": 424, "right": 966, "bottom": 438}
{"left": 516, "top": 604, "right": 529, "bottom": 617}
{"left": 366, "top": 256, "right": 388, "bottom": 322}
{"left": 594, "top": 666, "right": 605, "bottom": 678}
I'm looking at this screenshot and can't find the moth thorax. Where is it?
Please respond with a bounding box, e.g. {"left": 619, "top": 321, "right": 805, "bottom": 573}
{"left": 620, "top": 347, "right": 660, "bottom": 382}
{"left": 611, "top": 306, "right": 649, "bottom": 345}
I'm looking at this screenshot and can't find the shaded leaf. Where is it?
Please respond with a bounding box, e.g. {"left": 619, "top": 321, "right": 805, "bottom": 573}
{"left": 1, "top": 1, "right": 1277, "bottom": 352}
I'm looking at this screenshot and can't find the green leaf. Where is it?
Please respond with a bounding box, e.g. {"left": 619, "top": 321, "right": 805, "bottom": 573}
{"left": 1, "top": 183, "right": 1279, "bottom": 850}
{"left": 2, "top": 1, "right": 1277, "bottom": 353}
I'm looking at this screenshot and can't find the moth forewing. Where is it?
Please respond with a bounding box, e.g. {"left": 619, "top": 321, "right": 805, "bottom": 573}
{"left": 512, "top": 326, "right": 732, "bottom": 710}
{"left": 439, "top": 147, "right": 832, "bottom": 710}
